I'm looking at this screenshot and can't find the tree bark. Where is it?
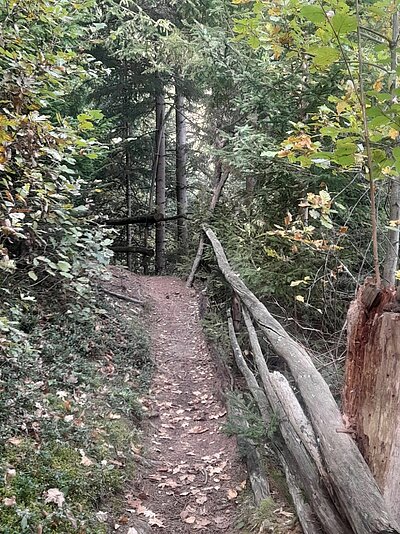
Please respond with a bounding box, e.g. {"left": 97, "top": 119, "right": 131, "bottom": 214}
{"left": 383, "top": 10, "right": 400, "bottom": 287}
{"left": 343, "top": 279, "right": 400, "bottom": 525}
{"left": 175, "top": 88, "right": 188, "bottom": 250}
{"left": 205, "top": 227, "right": 399, "bottom": 534}
{"left": 280, "top": 457, "right": 321, "bottom": 534}
{"left": 155, "top": 88, "right": 166, "bottom": 274}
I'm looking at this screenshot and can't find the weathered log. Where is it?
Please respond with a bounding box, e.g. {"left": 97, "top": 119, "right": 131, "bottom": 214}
{"left": 104, "top": 213, "right": 188, "bottom": 226}
{"left": 343, "top": 279, "right": 400, "bottom": 524}
{"left": 229, "top": 397, "right": 271, "bottom": 505}
{"left": 242, "top": 308, "right": 351, "bottom": 534}
{"left": 280, "top": 456, "right": 321, "bottom": 534}
{"left": 227, "top": 313, "right": 270, "bottom": 421}
{"left": 110, "top": 245, "right": 154, "bottom": 256}
{"left": 229, "top": 312, "right": 348, "bottom": 533}
{"left": 205, "top": 227, "right": 399, "bottom": 534}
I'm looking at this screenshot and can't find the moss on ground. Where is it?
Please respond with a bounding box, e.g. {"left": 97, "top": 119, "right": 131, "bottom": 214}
{"left": 0, "top": 295, "right": 151, "bottom": 533}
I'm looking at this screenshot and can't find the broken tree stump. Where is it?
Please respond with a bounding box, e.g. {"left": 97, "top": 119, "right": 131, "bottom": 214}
{"left": 343, "top": 278, "right": 400, "bottom": 524}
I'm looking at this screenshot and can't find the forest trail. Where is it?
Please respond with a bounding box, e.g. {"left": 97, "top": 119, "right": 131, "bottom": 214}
{"left": 109, "top": 269, "right": 246, "bottom": 533}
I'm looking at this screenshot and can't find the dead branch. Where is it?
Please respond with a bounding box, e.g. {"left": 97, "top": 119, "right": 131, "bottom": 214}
{"left": 101, "top": 288, "right": 145, "bottom": 306}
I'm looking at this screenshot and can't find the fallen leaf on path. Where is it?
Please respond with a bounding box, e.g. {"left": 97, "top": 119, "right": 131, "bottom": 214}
{"left": 227, "top": 488, "right": 238, "bottom": 500}
{"left": 127, "top": 528, "right": 139, "bottom": 534}
{"left": 148, "top": 516, "right": 165, "bottom": 528}
{"left": 209, "top": 411, "right": 226, "bottom": 419}
{"left": 95, "top": 511, "right": 108, "bottom": 522}
{"left": 158, "top": 478, "right": 178, "bottom": 489}
{"left": 236, "top": 480, "right": 247, "bottom": 491}
{"left": 180, "top": 505, "right": 197, "bottom": 522}
{"left": 214, "top": 516, "right": 231, "bottom": 529}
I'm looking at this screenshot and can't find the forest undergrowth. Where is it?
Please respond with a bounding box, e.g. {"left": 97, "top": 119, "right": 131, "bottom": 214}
{"left": 0, "top": 288, "right": 151, "bottom": 533}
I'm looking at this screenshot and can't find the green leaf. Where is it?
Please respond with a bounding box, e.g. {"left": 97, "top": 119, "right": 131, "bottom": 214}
{"left": 87, "top": 109, "right": 104, "bottom": 120}
{"left": 331, "top": 13, "right": 357, "bottom": 35}
{"left": 334, "top": 141, "right": 356, "bottom": 157}
{"left": 308, "top": 46, "right": 340, "bottom": 68}
{"left": 300, "top": 6, "right": 325, "bottom": 25}
{"left": 369, "top": 115, "right": 390, "bottom": 128}
{"left": 320, "top": 126, "right": 341, "bottom": 138}
{"left": 392, "top": 147, "right": 400, "bottom": 172}
{"left": 57, "top": 261, "right": 72, "bottom": 272}
{"left": 261, "top": 150, "right": 278, "bottom": 157}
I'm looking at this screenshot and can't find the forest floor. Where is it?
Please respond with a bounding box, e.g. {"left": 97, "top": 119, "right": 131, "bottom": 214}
{"left": 105, "top": 268, "right": 246, "bottom": 533}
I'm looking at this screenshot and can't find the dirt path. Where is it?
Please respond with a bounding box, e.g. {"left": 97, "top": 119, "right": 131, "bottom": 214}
{"left": 127, "top": 275, "right": 246, "bottom": 533}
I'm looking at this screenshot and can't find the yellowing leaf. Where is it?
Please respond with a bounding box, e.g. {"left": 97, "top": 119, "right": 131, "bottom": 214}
{"left": 373, "top": 79, "right": 383, "bottom": 92}
{"left": 79, "top": 449, "right": 94, "bottom": 467}
{"left": 336, "top": 101, "right": 347, "bottom": 114}
{"left": 284, "top": 212, "right": 293, "bottom": 226}
{"left": 389, "top": 128, "right": 399, "bottom": 140}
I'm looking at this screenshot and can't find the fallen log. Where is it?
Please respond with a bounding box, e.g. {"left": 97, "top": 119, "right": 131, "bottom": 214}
{"left": 242, "top": 308, "right": 351, "bottom": 534}
{"left": 229, "top": 397, "right": 271, "bottom": 505}
{"left": 228, "top": 313, "right": 349, "bottom": 533}
{"left": 205, "top": 226, "right": 399, "bottom": 534}
{"left": 186, "top": 169, "right": 229, "bottom": 287}
{"left": 280, "top": 456, "right": 321, "bottom": 534}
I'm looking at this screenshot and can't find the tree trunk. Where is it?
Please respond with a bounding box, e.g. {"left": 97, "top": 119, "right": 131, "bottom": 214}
{"left": 343, "top": 279, "right": 400, "bottom": 525}
{"left": 123, "top": 60, "right": 133, "bottom": 271}
{"left": 175, "top": 88, "right": 188, "bottom": 250}
{"left": 155, "top": 88, "right": 166, "bottom": 274}
{"left": 383, "top": 11, "right": 400, "bottom": 287}
{"left": 205, "top": 227, "right": 399, "bottom": 534}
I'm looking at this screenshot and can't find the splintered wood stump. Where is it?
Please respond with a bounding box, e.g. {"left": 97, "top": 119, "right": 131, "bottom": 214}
{"left": 344, "top": 278, "right": 400, "bottom": 524}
